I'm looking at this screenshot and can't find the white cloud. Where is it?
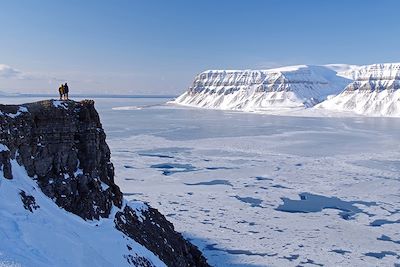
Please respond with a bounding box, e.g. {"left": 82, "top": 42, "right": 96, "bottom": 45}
{"left": 0, "top": 64, "right": 24, "bottom": 79}
{"left": 0, "top": 63, "right": 182, "bottom": 95}
{"left": 0, "top": 64, "right": 65, "bottom": 83}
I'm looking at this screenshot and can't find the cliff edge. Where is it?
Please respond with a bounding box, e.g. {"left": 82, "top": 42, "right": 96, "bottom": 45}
{"left": 0, "top": 99, "right": 209, "bottom": 267}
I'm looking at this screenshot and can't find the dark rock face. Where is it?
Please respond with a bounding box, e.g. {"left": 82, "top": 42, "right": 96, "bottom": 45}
{"left": 0, "top": 99, "right": 209, "bottom": 267}
{"left": 124, "top": 254, "right": 155, "bottom": 267}
{"left": 116, "top": 205, "right": 209, "bottom": 267}
{"left": 0, "top": 148, "right": 12, "bottom": 179}
{"left": 19, "top": 190, "right": 40, "bottom": 212}
{"left": 0, "top": 100, "right": 123, "bottom": 220}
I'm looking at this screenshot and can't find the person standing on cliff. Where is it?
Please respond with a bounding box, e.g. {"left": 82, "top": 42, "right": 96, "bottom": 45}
{"left": 58, "top": 84, "right": 64, "bottom": 100}
{"left": 64, "top": 83, "right": 69, "bottom": 100}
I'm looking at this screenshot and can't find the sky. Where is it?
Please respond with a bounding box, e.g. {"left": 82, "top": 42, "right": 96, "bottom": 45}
{"left": 0, "top": 0, "right": 399, "bottom": 95}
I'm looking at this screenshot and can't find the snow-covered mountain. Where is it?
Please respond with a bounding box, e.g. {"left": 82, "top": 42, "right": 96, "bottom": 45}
{"left": 172, "top": 63, "right": 400, "bottom": 117}
{"left": 0, "top": 100, "right": 209, "bottom": 267}
{"left": 172, "top": 65, "right": 352, "bottom": 111}
{"left": 316, "top": 63, "right": 400, "bottom": 116}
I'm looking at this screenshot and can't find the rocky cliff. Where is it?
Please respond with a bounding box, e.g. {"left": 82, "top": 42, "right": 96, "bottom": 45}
{"left": 0, "top": 99, "right": 209, "bottom": 267}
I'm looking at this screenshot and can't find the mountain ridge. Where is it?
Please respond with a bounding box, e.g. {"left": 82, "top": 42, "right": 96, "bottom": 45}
{"left": 317, "top": 63, "right": 400, "bottom": 116}
{"left": 172, "top": 63, "right": 400, "bottom": 116}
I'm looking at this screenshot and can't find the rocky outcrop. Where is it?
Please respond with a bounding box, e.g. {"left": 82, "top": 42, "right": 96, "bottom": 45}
{"left": 19, "top": 190, "right": 40, "bottom": 212}
{"left": 0, "top": 144, "right": 12, "bottom": 179}
{"left": 116, "top": 204, "right": 208, "bottom": 267}
{"left": 0, "top": 100, "right": 122, "bottom": 220}
{"left": 0, "top": 99, "right": 209, "bottom": 267}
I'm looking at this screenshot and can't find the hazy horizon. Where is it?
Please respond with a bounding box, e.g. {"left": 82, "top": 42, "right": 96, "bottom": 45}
{"left": 1, "top": 0, "right": 399, "bottom": 95}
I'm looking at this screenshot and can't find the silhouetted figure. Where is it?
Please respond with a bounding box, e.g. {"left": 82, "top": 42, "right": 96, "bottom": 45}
{"left": 58, "top": 84, "right": 64, "bottom": 100}
{"left": 64, "top": 83, "right": 69, "bottom": 100}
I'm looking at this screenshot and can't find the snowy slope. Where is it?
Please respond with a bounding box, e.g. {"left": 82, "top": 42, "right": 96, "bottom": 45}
{"left": 317, "top": 63, "right": 400, "bottom": 116}
{"left": 0, "top": 159, "right": 166, "bottom": 267}
{"left": 172, "top": 65, "right": 352, "bottom": 111}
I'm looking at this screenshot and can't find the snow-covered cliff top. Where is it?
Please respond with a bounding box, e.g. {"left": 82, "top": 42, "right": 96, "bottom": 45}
{"left": 337, "top": 63, "right": 400, "bottom": 81}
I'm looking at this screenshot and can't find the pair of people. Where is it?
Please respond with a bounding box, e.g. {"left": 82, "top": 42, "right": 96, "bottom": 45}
{"left": 58, "top": 83, "right": 69, "bottom": 100}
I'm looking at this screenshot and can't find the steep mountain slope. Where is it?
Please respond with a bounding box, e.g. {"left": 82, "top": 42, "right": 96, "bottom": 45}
{"left": 172, "top": 65, "right": 351, "bottom": 111}
{"left": 317, "top": 63, "right": 400, "bottom": 116}
{"left": 0, "top": 100, "right": 209, "bottom": 267}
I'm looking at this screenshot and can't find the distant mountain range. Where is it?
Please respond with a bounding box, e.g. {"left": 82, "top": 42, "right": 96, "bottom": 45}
{"left": 172, "top": 63, "right": 400, "bottom": 117}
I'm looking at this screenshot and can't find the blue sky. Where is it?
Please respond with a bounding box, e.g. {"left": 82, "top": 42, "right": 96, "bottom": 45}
{"left": 0, "top": 0, "right": 399, "bottom": 95}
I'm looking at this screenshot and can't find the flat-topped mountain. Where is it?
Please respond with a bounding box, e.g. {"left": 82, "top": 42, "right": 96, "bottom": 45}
{"left": 0, "top": 99, "right": 209, "bottom": 267}
{"left": 173, "top": 63, "right": 400, "bottom": 116}
{"left": 172, "top": 65, "right": 351, "bottom": 111}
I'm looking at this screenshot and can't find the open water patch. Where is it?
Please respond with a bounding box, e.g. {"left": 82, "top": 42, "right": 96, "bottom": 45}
{"left": 234, "top": 196, "right": 263, "bottom": 207}
{"left": 364, "top": 251, "right": 398, "bottom": 259}
{"left": 377, "top": 235, "right": 400, "bottom": 245}
{"left": 271, "top": 184, "right": 291, "bottom": 189}
{"left": 276, "top": 193, "right": 376, "bottom": 220}
{"left": 185, "top": 180, "right": 233, "bottom": 186}
{"left": 138, "top": 147, "right": 192, "bottom": 159}
{"left": 254, "top": 176, "right": 273, "bottom": 181}
{"left": 299, "top": 259, "right": 323, "bottom": 266}
{"left": 370, "top": 219, "right": 400, "bottom": 227}
{"left": 282, "top": 254, "right": 299, "bottom": 261}
{"left": 330, "top": 249, "right": 351, "bottom": 255}
{"left": 139, "top": 153, "right": 174, "bottom": 159}
{"left": 124, "top": 165, "right": 135, "bottom": 169}
{"left": 205, "top": 244, "right": 276, "bottom": 257}
{"left": 205, "top": 166, "right": 238, "bottom": 170}
{"left": 150, "top": 163, "right": 197, "bottom": 176}
{"left": 123, "top": 192, "right": 143, "bottom": 196}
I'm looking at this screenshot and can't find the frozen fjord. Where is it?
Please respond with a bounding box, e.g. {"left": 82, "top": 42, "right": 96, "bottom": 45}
{"left": 5, "top": 96, "right": 399, "bottom": 266}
